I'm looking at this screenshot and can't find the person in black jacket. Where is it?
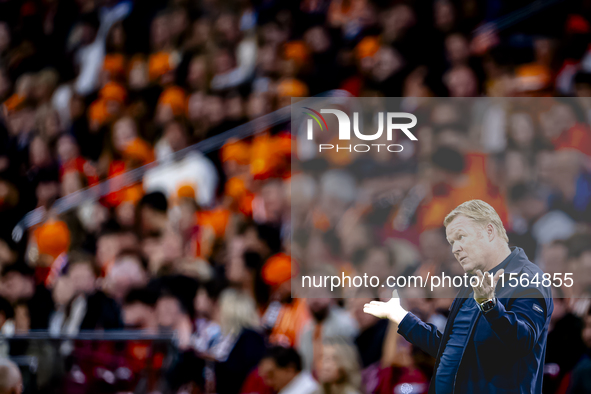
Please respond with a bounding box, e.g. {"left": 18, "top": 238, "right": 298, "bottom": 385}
{"left": 212, "top": 288, "right": 266, "bottom": 394}
{"left": 49, "top": 253, "right": 122, "bottom": 334}
{"left": 364, "top": 199, "right": 553, "bottom": 394}
{"left": 0, "top": 262, "right": 54, "bottom": 330}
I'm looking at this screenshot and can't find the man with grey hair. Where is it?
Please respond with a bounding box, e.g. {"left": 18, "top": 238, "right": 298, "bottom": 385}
{"left": 364, "top": 199, "right": 554, "bottom": 394}
{"left": 0, "top": 358, "right": 22, "bottom": 394}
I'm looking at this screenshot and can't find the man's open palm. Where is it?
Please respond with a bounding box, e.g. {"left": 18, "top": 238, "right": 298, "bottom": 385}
{"left": 363, "top": 290, "right": 408, "bottom": 324}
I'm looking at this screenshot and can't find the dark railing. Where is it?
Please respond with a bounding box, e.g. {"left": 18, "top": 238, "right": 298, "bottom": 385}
{"left": 2, "top": 330, "right": 179, "bottom": 394}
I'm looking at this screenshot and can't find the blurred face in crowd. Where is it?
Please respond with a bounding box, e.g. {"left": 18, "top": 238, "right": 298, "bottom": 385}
{"left": 257, "top": 46, "right": 278, "bottom": 75}
{"left": 175, "top": 199, "right": 198, "bottom": 235}
{"left": 540, "top": 242, "right": 567, "bottom": 276}
{"left": 434, "top": 0, "right": 455, "bottom": 32}
{"left": 30, "top": 136, "right": 52, "bottom": 168}
{"left": 513, "top": 193, "right": 546, "bottom": 222}
{"left": 260, "top": 358, "right": 298, "bottom": 392}
{"left": 316, "top": 344, "right": 341, "bottom": 384}
{"left": 444, "top": 65, "right": 478, "bottom": 97}
{"left": 113, "top": 117, "right": 138, "bottom": 153}
{"left": 151, "top": 14, "right": 171, "bottom": 49}
{"left": 509, "top": 112, "right": 535, "bottom": 148}
{"left": 537, "top": 150, "right": 581, "bottom": 190}
{"left": 61, "top": 171, "right": 84, "bottom": 196}
{"left": 0, "top": 272, "right": 34, "bottom": 303}
{"left": 504, "top": 153, "right": 529, "bottom": 187}
{"left": 128, "top": 59, "right": 148, "bottom": 90}
{"left": 140, "top": 205, "right": 167, "bottom": 234}
{"left": 381, "top": 4, "right": 415, "bottom": 42}
{"left": 170, "top": 8, "right": 189, "bottom": 40}
{"left": 0, "top": 240, "right": 17, "bottom": 267}
{"left": 215, "top": 13, "right": 239, "bottom": 44}
{"left": 445, "top": 33, "right": 469, "bottom": 65}
{"left": 160, "top": 231, "right": 184, "bottom": 263}
{"left": 107, "top": 22, "right": 125, "bottom": 50}
{"left": 164, "top": 121, "right": 189, "bottom": 152}
{"left": 116, "top": 201, "right": 136, "bottom": 228}
{"left": 0, "top": 22, "right": 10, "bottom": 54}
{"left": 213, "top": 49, "right": 234, "bottom": 75}
{"left": 371, "top": 47, "right": 403, "bottom": 82}
{"left": 187, "top": 56, "right": 208, "bottom": 90}
{"left": 204, "top": 95, "right": 225, "bottom": 125}
{"left": 539, "top": 104, "right": 576, "bottom": 140}
{"left": 105, "top": 255, "right": 148, "bottom": 300}
{"left": 226, "top": 237, "right": 247, "bottom": 285}
{"left": 38, "top": 110, "right": 61, "bottom": 139}
{"left": 260, "top": 22, "right": 287, "bottom": 47}
{"left": 57, "top": 134, "right": 79, "bottom": 163}
{"left": 307, "top": 290, "right": 332, "bottom": 322}
{"left": 96, "top": 233, "right": 122, "bottom": 268}
{"left": 194, "top": 287, "right": 214, "bottom": 319}
{"left": 445, "top": 215, "right": 496, "bottom": 274}
{"left": 156, "top": 295, "right": 184, "bottom": 328}
{"left": 36, "top": 180, "right": 60, "bottom": 207}
{"left": 52, "top": 276, "right": 74, "bottom": 307}
{"left": 261, "top": 181, "right": 285, "bottom": 224}
{"left": 304, "top": 26, "right": 330, "bottom": 54}
{"left": 419, "top": 228, "right": 452, "bottom": 264}
{"left": 188, "top": 18, "right": 211, "bottom": 48}
{"left": 96, "top": 234, "right": 122, "bottom": 269}
{"left": 69, "top": 262, "right": 96, "bottom": 296}
{"left": 247, "top": 93, "right": 271, "bottom": 120}
{"left": 123, "top": 301, "right": 157, "bottom": 331}
{"left": 225, "top": 95, "right": 244, "bottom": 121}
{"left": 187, "top": 92, "right": 205, "bottom": 124}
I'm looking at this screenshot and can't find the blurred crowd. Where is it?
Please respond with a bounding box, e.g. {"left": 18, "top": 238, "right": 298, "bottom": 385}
{"left": 1, "top": 0, "right": 591, "bottom": 393}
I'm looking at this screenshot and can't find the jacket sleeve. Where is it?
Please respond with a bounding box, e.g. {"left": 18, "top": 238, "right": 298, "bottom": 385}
{"left": 396, "top": 312, "right": 443, "bottom": 358}
{"left": 482, "top": 288, "right": 552, "bottom": 358}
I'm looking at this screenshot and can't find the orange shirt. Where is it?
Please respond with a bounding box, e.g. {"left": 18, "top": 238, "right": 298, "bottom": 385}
{"left": 553, "top": 123, "right": 591, "bottom": 157}
{"left": 418, "top": 152, "right": 508, "bottom": 232}
{"left": 268, "top": 299, "right": 311, "bottom": 348}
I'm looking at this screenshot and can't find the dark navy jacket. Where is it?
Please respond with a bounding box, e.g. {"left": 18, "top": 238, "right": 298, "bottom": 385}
{"left": 398, "top": 247, "right": 553, "bottom": 394}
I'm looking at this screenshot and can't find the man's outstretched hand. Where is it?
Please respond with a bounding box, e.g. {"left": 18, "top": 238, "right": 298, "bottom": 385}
{"left": 363, "top": 289, "right": 409, "bottom": 324}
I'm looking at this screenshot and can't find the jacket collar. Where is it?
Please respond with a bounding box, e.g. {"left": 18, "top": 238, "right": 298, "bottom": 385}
{"left": 497, "top": 246, "right": 528, "bottom": 276}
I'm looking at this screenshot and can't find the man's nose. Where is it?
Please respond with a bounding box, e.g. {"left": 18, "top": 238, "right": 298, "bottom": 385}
{"left": 453, "top": 243, "right": 462, "bottom": 254}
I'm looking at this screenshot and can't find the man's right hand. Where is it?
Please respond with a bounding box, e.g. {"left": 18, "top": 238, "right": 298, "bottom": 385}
{"left": 363, "top": 289, "right": 409, "bottom": 325}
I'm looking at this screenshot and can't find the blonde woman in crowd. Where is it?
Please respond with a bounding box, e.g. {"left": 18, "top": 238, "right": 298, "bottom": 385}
{"left": 313, "top": 338, "right": 363, "bottom": 394}
{"left": 211, "top": 288, "right": 266, "bottom": 394}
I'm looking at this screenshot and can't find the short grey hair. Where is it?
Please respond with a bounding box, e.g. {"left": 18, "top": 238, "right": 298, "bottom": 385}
{"left": 443, "top": 199, "right": 509, "bottom": 243}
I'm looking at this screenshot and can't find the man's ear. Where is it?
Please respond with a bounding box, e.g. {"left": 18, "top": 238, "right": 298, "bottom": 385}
{"left": 487, "top": 223, "right": 495, "bottom": 241}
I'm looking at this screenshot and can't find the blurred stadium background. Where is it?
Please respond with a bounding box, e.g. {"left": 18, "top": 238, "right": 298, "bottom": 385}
{"left": 1, "top": 0, "right": 591, "bottom": 393}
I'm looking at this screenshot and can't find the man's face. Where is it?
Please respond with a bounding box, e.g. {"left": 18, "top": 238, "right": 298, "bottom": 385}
{"left": 0, "top": 273, "right": 33, "bottom": 303}
{"left": 260, "top": 359, "right": 296, "bottom": 392}
{"left": 123, "top": 302, "right": 154, "bottom": 330}
{"left": 156, "top": 296, "right": 182, "bottom": 328}
{"left": 69, "top": 263, "right": 96, "bottom": 295}
{"left": 445, "top": 215, "right": 491, "bottom": 274}
{"left": 106, "top": 257, "right": 147, "bottom": 300}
